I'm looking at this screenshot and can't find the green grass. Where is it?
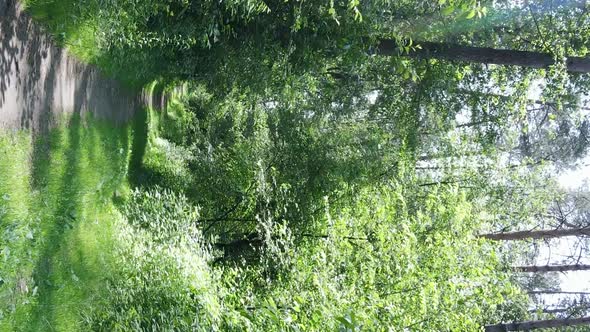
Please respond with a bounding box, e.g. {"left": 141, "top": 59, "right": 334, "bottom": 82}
{"left": 24, "top": 0, "right": 101, "bottom": 64}
{"left": 0, "top": 114, "right": 142, "bottom": 331}
{"left": 23, "top": 0, "right": 155, "bottom": 88}
{"left": 0, "top": 2, "right": 164, "bottom": 330}
{"left": 2, "top": 4, "right": 183, "bottom": 330}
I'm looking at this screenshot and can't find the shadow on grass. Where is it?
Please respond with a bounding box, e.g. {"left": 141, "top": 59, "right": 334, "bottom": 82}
{"left": 27, "top": 113, "right": 83, "bottom": 331}
{"left": 127, "top": 109, "right": 148, "bottom": 188}
{"left": 5, "top": 112, "right": 135, "bottom": 331}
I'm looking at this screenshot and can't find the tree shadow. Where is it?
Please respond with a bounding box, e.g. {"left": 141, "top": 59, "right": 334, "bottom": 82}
{"left": 22, "top": 113, "right": 134, "bottom": 331}
{"left": 127, "top": 82, "right": 179, "bottom": 188}
{"left": 1, "top": 1, "right": 155, "bottom": 327}
{"left": 127, "top": 108, "right": 148, "bottom": 187}
{"left": 26, "top": 112, "right": 83, "bottom": 331}
{"left": 13, "top": 46, "right": 142, "bottom": 332}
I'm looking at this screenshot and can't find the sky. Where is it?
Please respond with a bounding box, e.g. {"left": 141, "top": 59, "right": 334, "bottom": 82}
{"left": 558, "top": 156, "right": 590, "bottom": 191}
{"left": 528, "top": 64, "right": 590, "bottom": 297}
{"left": 535, "top": 160, "right": 590, "bottom": 307}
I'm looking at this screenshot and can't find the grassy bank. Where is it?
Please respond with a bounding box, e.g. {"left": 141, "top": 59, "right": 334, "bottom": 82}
{"left": 23, "top": 0, "right": 154, "bottom": 87}
{"left": 24, "top": 0, "right": 100, "bottom": 63}
{"left": 0, "top": 2, "right": 187, "bottom": 331}
{"left": 0, "top": 114, "right": 142, "bottom": 331}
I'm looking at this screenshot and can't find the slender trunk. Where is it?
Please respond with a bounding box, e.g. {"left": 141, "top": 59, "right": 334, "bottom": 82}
{"left": 377, "top": 40, "right": 590, "bottom": 73}
{"left": 454, "top": 88, "right": 584, "bottom": 109}
{"left": 215, "top": 232, "right": 369, "bottom": 250}
{"left": 418, "top": 179, "right": 461, "bottom": 187}
{"left": 528, "top": 307, "right": 570, "bottom": 314}
{"left": 479, "top": 227, "right": 590, "bottom": 241}
{"left": 513, "top": 264, "right": 590, "bottom": 273}
{"left": 538, "top": 305, "right": 590, "bottom": 315}
{"left": 300, "top": 233, "right": 369, "bottom": 241}
{"left": 418, "top": 149, "right": 486, "bottom": 161}
{"left": 455, "top": 118, "right": 498, "bottom": 128}
{"left": 485, "top": 316, "right": 590, "bottom": 331}
{"left": 529, "top": 291, "right": 590, "bottom": 296}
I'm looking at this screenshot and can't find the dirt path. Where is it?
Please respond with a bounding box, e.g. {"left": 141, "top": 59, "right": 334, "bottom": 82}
{"left": 0, "top": 0, "right": 139, "bottom": 131}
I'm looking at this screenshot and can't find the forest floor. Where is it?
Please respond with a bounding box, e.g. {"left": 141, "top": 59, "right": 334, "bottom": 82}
{"left": 0, "top": 0, "right": 153, "bottom": 329}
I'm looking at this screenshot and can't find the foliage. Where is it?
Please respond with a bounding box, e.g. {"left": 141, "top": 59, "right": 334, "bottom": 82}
{"left": 11, "top": 0, "right": 590, "bottom": 330}
{"left": 217, "top": 183, "right": 521, "bottom": 331}
{"left": 87, "top": 188, "right": 222, "bottom": 331}
{"left": 121, "top": 187, "right": 199, "bottom": 242}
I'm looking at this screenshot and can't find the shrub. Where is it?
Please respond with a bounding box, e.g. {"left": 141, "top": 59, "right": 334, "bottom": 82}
{"left": 122, "top": 187, "right": 199, "bottom": 243}
{"left": 88, "top": 188, "right": 223, "bottom": 331}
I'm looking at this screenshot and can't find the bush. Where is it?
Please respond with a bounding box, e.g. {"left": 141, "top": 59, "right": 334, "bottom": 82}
{"left": 122, "top": 187, "right": 199, "bottom": 243}
{"left": 88, "top": 188, "right": 223, "bottom": 331}
{"left": 141, "top": 137, "right": 196, "bottom": 193}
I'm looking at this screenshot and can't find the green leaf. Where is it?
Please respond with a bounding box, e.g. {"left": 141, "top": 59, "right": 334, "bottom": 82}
{"left": 441, "top": 6, "right": 455, "bottom": 16}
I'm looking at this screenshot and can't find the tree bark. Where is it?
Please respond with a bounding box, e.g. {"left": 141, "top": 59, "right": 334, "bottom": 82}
{"left": 479, "top": 227, "right": 590, "bottom": 241}
{"left": 485, "top": 316, "right": 590, "bottom": 331}
{"left": 377, "top": 40, "right": 590, "bottom": 73}
{"left": 528, "top": 291, "right": 590, "bottom": 296}
{"left": 528, "top": 307, "right": 569, "bottom": 314}
{"left": 513, "top": 264, "right": 590, "bottom": 273}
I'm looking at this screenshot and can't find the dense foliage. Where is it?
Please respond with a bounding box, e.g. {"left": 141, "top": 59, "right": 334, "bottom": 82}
{"left": 3, "top": 0, "right": 590, "bottom": 330}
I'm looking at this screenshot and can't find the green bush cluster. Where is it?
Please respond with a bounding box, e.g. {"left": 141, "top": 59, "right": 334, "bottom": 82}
{"left": 121, "top": 187, "right": 199, "bottom": 242}
{"left": 82, "top": 94, "right": 522, "bottom": 330}
{"left": 92, "top": 181, "right": 518, "bottom": 331}
{"left": 88, "top": 188, "right": 222, "bottom": 331}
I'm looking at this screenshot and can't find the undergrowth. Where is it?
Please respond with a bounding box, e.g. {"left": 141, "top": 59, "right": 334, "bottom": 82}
{"left": 23, "top": 0, "right": 155, "bottom": 87}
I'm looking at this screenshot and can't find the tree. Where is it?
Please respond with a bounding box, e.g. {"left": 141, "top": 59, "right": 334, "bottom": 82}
{"left": 513, "top": 264, "right": 590, "bottom": 273}
{"left": 529, "top": 295, "right": 590, "bottom": 318}
{"left": 376, "top": 40, "right": 590, "bottom": 73}
{"left": 485, "top": 317, "right": 590, "bottom": 331}
{"left": 529, "top": 291, "right": 590, "bottom": 296}
{"left": 480, "top": 227, "right": 590, "bottom": 241}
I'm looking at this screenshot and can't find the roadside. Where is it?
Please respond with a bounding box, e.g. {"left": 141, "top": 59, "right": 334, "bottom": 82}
{"left": 0, "top": 0, "right": 156, "bottom": 330}
{"left": 0, "top": 0, "right": 138, "bottom": 131}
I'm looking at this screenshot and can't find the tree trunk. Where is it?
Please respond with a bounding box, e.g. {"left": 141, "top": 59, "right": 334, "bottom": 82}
{"left": 513, "top": 264, "right": 590, "bottom": 273}
{"left": 479, "top": 227, "right": 590, "bottom": 241}
{"left": 529, "top": 291, "right": 590, "bottom": 296}
{"left": 485, "top": 316, "right": 590, "bottom": 331}
{"left": 377, "top": 40, "right": 590, "bottom": 73}
{"left": 529, "top": 307, "right": 570, "bottom": 314}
